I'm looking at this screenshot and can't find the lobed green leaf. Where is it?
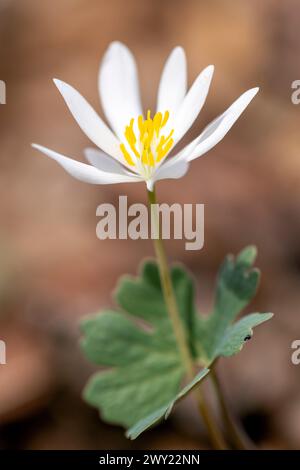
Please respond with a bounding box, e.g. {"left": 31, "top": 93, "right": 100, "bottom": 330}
{"left": 81, "top": 246, "right": 273, "bottom": 437}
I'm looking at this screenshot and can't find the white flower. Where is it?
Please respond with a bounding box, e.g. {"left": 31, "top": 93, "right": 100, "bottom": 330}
{"left": 32, "top": 42, "right": 258, "bottom": 191}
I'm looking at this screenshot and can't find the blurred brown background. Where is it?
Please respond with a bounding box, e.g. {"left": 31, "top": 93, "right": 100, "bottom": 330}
{"left": 0, "top": 0, "right": 299, "bottom": 450}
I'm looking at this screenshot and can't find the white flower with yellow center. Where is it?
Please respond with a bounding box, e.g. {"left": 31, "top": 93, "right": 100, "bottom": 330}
{"left": 32, "top": 42, "right": 258, "bottom": 191}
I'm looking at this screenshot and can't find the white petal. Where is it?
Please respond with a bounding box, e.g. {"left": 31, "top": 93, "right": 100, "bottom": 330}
{"left": 187, "top": 87, "right": 259, "bottom": 161}
{"left": 149, "top": 159, "right": 189, "bottom": 190}
{"left": 99, "top": 41, "right": 143, "bottom": 140}
{"left": 84, "top": 147, "right": 137, "bottom": 175}
{"left": 53, "top": 79, "right": 123, "bottom": 162}
{"left": 32, "top": 144, "right": 141, "bottom": 185}
{"left": 157, "top": 47, "right": 187, "bottom": 115}
{"left": 172, "top": 65, "right": 214, "bottom": 144}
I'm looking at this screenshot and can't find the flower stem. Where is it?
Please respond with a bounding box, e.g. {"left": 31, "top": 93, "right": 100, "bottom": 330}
{"left": 147, "top": 188, "right": 227, "bottom": 450}
{"left": 210, "top": 366, "right": 255, "bottom": 450}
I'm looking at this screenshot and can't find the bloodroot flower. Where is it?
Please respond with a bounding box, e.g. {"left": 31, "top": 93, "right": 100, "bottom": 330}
{"left": 32, "top": 42, "right": 258, "bottom": 190}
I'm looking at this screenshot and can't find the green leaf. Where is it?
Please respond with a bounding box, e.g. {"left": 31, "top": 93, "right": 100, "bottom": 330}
{"left": 126, "top": 368, "right": 209, "bottom": 440}
{"left": 80, "top": 260, "right": 205, "bottom": 429}
{"left": 216, "top": 312, "right": 273, "bottom": 357}
{"left": 194, "top": 246, "right": 273, "bottom": 365}
{"left": 81, "top": 246, "right": 273, "bottom": 438}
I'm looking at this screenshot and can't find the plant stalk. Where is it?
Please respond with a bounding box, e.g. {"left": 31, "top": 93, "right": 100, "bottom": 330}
{"left": 210, "top": 366, "right": 255, "bottom": 450}
{"left": 147, "top": 188, "right": 227, "bottom": 450}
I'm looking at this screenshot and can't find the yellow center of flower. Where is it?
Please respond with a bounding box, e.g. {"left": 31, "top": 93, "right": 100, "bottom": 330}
{"left": 120, "top": 110, "right": 174, "bottom": 169}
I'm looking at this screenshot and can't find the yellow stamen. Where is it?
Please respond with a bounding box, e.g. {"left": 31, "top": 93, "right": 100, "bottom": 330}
{"left": 153, "top": 112, "right": 162, "bottom": 135}
{"left": 157, "top": 137, "right": 174, "bottom": 162}
{"left": 148, "top": 150, "right": 155, "bottom": 166}
{"left": 120, "top": 110, "right": 174, "bottom": 168}
{"left": 120, "top": 143, "right": 135, "bottom": 166}
{"left": 161, "top": 110, "right": 169, "bottom": 127}
{"left": 124, "top": 119, "right": 140, "bottom": 158}
{"left": 142, "top": 148, "right": 148, "bottom": 164}
{"left": 138, "top": 115, "right": 144, "bottom": 135}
